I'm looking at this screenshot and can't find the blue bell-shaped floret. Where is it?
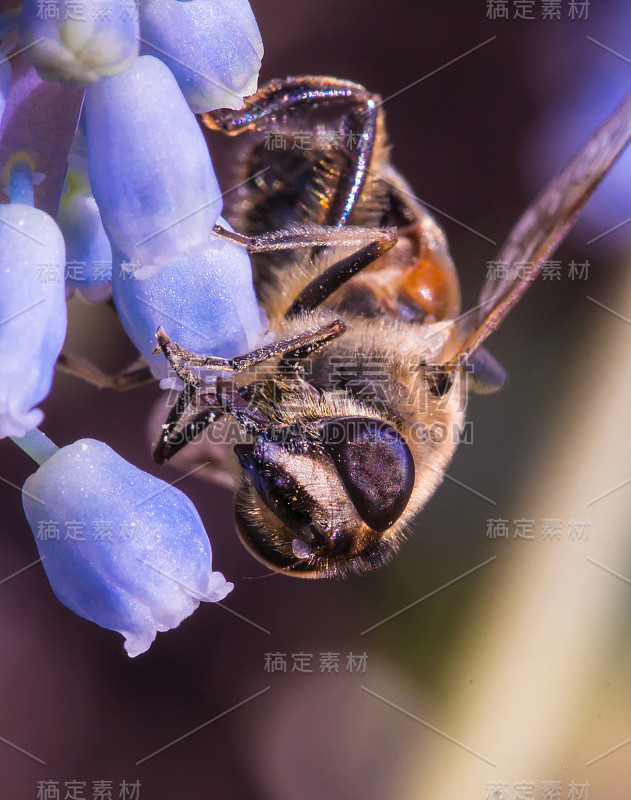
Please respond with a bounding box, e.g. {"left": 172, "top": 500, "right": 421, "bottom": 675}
{"left": 112, "top": 219, "right": 263, "bottom": 380}
{"left": 139, "top": 0, "right": 263, "bottom": 113}
{"left": 85, "top": 55, "right": 222, "bottom": 274}
{"left": 57, "top": 166, "right": 113, "bottom": 302}
{"left": 17, "top": 0, "right": 138, "bottom": 85}
{"left": 22, "top": 437, "right": 233, "bottom": 656}
{"left": 0, "top": 174, "right": 67, "bottom": 437}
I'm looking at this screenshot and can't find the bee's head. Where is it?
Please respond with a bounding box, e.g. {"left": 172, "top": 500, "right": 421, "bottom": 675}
{"left": 234, "top": 417, "right": 415, "bottom": 578}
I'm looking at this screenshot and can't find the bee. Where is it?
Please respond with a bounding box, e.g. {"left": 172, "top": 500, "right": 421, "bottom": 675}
{"left": 147, "top": 76, "right": 631, "bottom": 579}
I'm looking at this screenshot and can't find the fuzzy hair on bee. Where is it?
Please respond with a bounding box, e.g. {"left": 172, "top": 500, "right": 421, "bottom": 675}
{"left": 58, "top": 76, "right": 631, "bottom": 578}
{"left": 227, "top": 308, "right": 467, "bottom": 577}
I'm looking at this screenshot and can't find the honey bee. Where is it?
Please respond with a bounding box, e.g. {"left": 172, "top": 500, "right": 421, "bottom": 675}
{"left": 148, "top": 76, "right": 631, "bottom": 579}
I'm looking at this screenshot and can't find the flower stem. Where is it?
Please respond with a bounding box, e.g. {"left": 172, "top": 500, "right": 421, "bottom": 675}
{"left": 10, "top": 428, "right": 59, "bottom": 465}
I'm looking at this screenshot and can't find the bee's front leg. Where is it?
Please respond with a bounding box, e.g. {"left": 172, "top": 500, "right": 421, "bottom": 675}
{"left": 154, "top": 382, "right": 225, "bottom": 464}
{"left": 152, "top": 320, "right": 348, "bottom": 462}
{"left": 153, "top": 319, "right": 347, "bottom": 379}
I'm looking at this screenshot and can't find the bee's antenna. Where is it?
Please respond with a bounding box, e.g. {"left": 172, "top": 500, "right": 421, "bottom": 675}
{"left": 241, "top": 570, "right": 278, "bottom": 580}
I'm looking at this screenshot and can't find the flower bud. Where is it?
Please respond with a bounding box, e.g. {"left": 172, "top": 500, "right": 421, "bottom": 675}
{"left": 85, "top": 55, "right": 222, "bottom": 271}
{"left": 0, "top": 202, "right": 66, "bottom": 437}
{"left": 22, "top": 438, "right": 233, "bottom": 656}
{"left": 112, "top": 219, "right": 263, "bottom": 379}
{"left": 17, "top": 0, "right": 138, "bottom": 85}
{"left": 139, "top": 0, "right": 263, "bottom": 113}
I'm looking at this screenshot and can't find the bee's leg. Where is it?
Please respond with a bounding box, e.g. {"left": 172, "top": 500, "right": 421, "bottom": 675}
{"left": 212, "top": 222, "right": 395, "bottom": 254}
{"left": 153, "top": 319, "right": 346, "bottom": 376}
{"left": 154, "top": 321, "right": 348, "bottom": 458}
{"left": 155, "top": 432, "right": 240, "bottom": 490}
{"left": 285, "top": 235, "right": 396, "bottom": 318}
{"left": 214, "top": 219, "right": 397, "bottom": 318}
{"left": 154, "top": 319, "right": 347, "bottom": 459}
{"left": 56, "top": 352, "right": 155, "bottom": 391}
{"left": 154, "top": 382, "right": 226, "bottom": 464}
{"left": 202, "top": 76, "right": 381, "bottom": 227}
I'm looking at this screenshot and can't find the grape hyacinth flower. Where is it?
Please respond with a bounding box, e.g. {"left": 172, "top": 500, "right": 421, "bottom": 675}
{"left": 84, "top": 52, "right": 263, "bottom": 377}
{"left": 57, "top": 165, "right": 113, "bottom": 302}
{"left": 0, "top": 161, "right": 67, "bottom": 438}
{"left": 17, "top": 0, "right": 139, "bottom": 85}
{"left": 113, "top": 218, "right": 263, "bottom": 380}
{"left": 15, "top": 429, "right": 233, "bottom": 657}
{"left": 1, "top": 0, "right": 264, "bottom": 650}
{"left": 85, "top": 55, "right": 222, "bottom": 275}
{"left": 139, "top": 0, "right": 263, "bottom": 113}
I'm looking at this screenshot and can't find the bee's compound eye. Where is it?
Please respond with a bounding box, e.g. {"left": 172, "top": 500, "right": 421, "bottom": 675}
{"left": 321, "top": 417, "right": 415, "bottom": 532}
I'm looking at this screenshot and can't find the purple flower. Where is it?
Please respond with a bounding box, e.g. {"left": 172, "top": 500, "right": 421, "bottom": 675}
{"left": 85, "top": 55, "right": 222, "bottom": 274}
{"left": 139, "top": 0, "right": 263, "bottom": 112}
{"left": 21, "top": 435, "right": 233, "bottom": 656}
{"left": 0, "top": 167, "right": 67, "bottom": 438}
{"left": 113, "top": 219, "right": 263, "bottom": 380}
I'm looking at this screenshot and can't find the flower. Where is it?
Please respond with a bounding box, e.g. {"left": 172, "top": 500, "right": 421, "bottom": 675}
{"left": 85, "top": 55, "right": 222, "bottom": 274}
{"left": 139, "top": 0, "right": 263, "bottom": 113}
{"left": 113, "top": 218, "right": 263, "bottom": 380}
{"left": 21, "top": 437, "right": 233, "bottom": 656}
{"left": 17, "top": 0, "right": 138, "bottom": 85}
{"left": 0, "top": 185, "right": 67, "bottom": 438}
{"left": 57, "top": 165, "right": 113, "bottom": 302}
{"left": 0, "top": 55, "right": 83, "bottom": 217}
{"left": 3, "top": 0, "right": 265, "bottom": 653}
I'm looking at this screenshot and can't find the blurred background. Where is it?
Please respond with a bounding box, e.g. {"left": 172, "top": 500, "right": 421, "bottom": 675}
{"left": 1, "top": 1, "right": 631, "bottom": 797}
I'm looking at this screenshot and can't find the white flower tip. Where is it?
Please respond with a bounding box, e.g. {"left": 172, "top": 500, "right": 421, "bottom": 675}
{"left": 203, "top": 571, "right": 234, "bottom": 602}
{"left": 196, "top": 64, "right": 261, "bottom": 113}
{"left": 124, "top": 632, "right": 155, "bottom": 658}
{"left": 240, "top": 69, "right": 261, "bottom": 105}
{"left": 122, "top": 572, "right": 232, "bottom": 657}
{"left": 0, "top": 403, "right": 43, "bottom": 439}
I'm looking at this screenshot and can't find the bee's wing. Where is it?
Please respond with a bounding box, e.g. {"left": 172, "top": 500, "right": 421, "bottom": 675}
{"left": 449, "top": 87, "right": 631, "bottom": 368}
